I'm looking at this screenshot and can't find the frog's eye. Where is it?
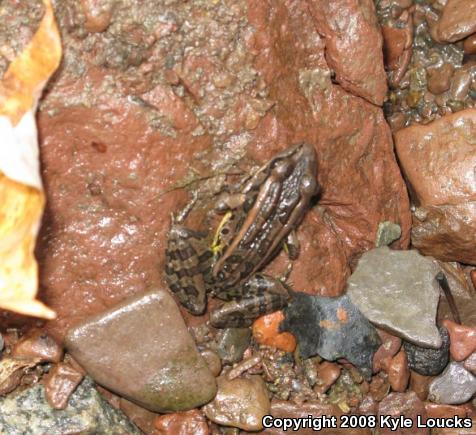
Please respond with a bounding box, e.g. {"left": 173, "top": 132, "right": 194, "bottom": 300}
{"left": 217, "top": 271, "right": 225, "bottom": 280}
{"left": 272, "top": 160, "right": 292, "bottom": 179}
{"left": 300, "top": 175, "right": 318, "bottom": 197}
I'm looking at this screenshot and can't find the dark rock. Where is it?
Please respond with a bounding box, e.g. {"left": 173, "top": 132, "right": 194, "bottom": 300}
{"left": 429, "top": 362, "right": 476, "bottom": 405}
{"left": 347, "top": 247, "right": 441, "bottom": 348}
{"left": 0, "top": 377, "right": 140, "bottom": 434}
{"left": 65, "top": 289, "right": 217, "bottom": 412}
{"left": 216, "top": 328, "right": 251, "bottom": 365}
{"left": 404, "top": 327, "right": 450, "bottom": 376}
{"left": 281, "top": 292, "right": 381, "bottom": 378}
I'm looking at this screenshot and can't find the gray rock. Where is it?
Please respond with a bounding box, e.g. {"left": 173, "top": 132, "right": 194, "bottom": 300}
{"left": 216, "top": 328, "right": 251, "bottom": 364}
{"left": 65, "top": 289, "right": 217, "bottom": 412}
{"left": 0, "top": 377, "right": 139, "bottom": 435}
{"left": 404, "top": 327, "right": 449, "bottom": 376}
{"left": 281, "top": 292, "right": 381, "bottom": 379}
{"left": 429, "top": 362, "right": 476, "bottom": 405}
{"left": 375, "top": 221, "right": 402, "bottom": 247}
{"left": 347, "top": 247, "right": 442, "bottom": 348}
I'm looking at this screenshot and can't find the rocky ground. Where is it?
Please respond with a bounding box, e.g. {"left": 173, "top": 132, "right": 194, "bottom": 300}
{"left": 1, "top": 0, "right": 476, "bottom": 433}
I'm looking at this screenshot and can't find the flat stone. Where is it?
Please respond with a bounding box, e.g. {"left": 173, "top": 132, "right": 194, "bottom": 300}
{"left": 347, "top": 247, "right": 441, "bottom": 348}
{"left": 404, "top": 327, "right": 449, "bottom": 376}
{"left": 429, "top": 362, "right": 476, "bottom": 405}
{"left": 0, "top": 377, "right": 139, "bottom": 434}
{"left": 203, "top": 375, "right": 270, "bottom": 431}
{"left": 65, "top": 289, "right": 217, "bottom": 412}
{"left": 375, "top": 221, "right": 402, "bottom": 247}
{"left": 281, "top": 292, "right": 381, "bottom": 379}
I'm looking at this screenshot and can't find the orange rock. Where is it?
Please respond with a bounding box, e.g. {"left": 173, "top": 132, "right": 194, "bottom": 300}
{"left": 443, "top": 319, "right": 476, "bottom": 361}
{"left": 154, "top": 409, "right": 209, "bottom": 435}
{"left": 425, "top": 402, "right": 467, "bottom": 418}
{"left": 252, "top": 311, "right": 296, "bottom": 353}
{"left": 388, "top": 349, "right": 410, "bottom": 392}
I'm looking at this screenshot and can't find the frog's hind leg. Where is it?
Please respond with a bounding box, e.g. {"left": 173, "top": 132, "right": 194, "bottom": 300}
{"left": 210, "top": 274, "right": 290, "bottom": 328}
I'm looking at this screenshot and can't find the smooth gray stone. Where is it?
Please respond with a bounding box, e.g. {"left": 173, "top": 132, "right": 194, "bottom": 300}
{"left": 429, "top": 362, "right": 476, "bottom": 405}
{"left": 0, "top": 377, "right": 139, "bottom": 435}
{"left": 375, "top": 221, "right": 402, "bottom": 247}
{"left": 347, "top": 247, "right": 442, "bottom": 348}
{"left": 65, "top": 289, "right": 217, "bottom": 412}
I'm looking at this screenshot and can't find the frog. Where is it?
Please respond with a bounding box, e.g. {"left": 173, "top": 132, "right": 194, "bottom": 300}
{"left": 165, "top": 142, "right": 318, "bottom": 328}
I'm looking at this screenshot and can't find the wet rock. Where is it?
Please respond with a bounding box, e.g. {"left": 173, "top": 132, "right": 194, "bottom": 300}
{"left": 424, "top": 402, "right": 467, "bottom": 418}
{"left": 347, "top": 247, "right": 441, "bottom": 348}
{"left": 464, "top": 34, "right": 476, "bottom": 54}
{"left": 200, "top": 349, "right": 222, "bottom": 377}
{"left": 281, "top": 292, "right": 381, "bottom": 378}
{"left": 464, "top": 352, "right": 476, "bottom": 375}
{"left": 443, "top": 320, "right": 476, "bottom": 361}
{"left": 429, "top": 362, "right": 476, "bottom": 405}
{"left": 394, "top": 109, "right": 476, "bottom": 265}
{"left": 427, "top": 63, "right": 455, "bottom": 95}
{"left": 203, "top": 375, "right": 270, "bottom": 431}
{"left": 404, "top": 327, "right": 450, "bottom": 376}
{"left": 65, "top": 289, "right": 216, "bottom": 412}
{"left": 436, "top": 0, "right": 476, "bottom": 42}
{"left": 388, "top": 349, "right": 410, "bottom": 392}
{"left": 11, "top": 329, "right": 63, "bottom": 363}
{"left": 119, "top": 398, "right": 159, "bottom": 435}
{"left": 0, "top": 377, "right": 139, "bottom": 434}
{"left": 410, "top": 371, "right": 432, "bottom": 402}
{"left": 314, "top": 362, "right": 341, "bottom": 394}
{"left": 378, "top": 392, "right": 428, "bottom": 434}
{"left": 216, "top": 328, "right": 251, "bottom": 365}
{"left": 252, "top": 311, "right": 296, "bottom": 353}
{"left": 375, "top": 221, "right": 402, "bottom": 247}
{"left": 373, "top": 330, "right": 402, "bottom": 373}
{"left": 307, "top": 0, "right": 387, "bottom": 105}
{"left": 44, "top": 362, "right": 84, "bottom": 410}
{"left": 154, "top": 410, "right": 209, "bottom": 435}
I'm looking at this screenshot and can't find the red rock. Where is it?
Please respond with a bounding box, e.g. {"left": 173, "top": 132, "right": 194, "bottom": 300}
{"left": 464, "top": 34, "right": 476, "bottom": 54}
{"left": 431, "top": 419, "right": 476, "bottom": 435}
{"left": 11, "top": 329, "right": 63, "bottom": 363}
{"left": 154, "top": 410, "right": 209, "bottom": 435}
{"left": 427, "top": 63, "right": 454, "bottom": 95}
{"left": 358, "top": 395, "right": 378, "bottom": 415}
{"left": 308, "top": 0, "right": 387, "bottom": 105}
{"left": 395, "top": 109, "right": 476, "bottom": 265}
{"left": 17, "top": 0, "right": 409, "bottom": 339}
{"left": 410, "top": 371, "right": 432, "bottom": 401}
{"left": 436, "top": 0, "right": 476, "bottom": 42}
{"left": 443, "top": 319, "right": 476, "bottom": 361}
{"left": 373, "top": 330, "right": 402, "bottom": 373}
{"left": 314, "top": 361, "right": 341, "bottom": 394}
{"left": 119, "top": 398, "right": 160, "bottom": 435}
{"left": 388, "top": 349, "right": 410, "bottom": 393}
{"left": 44, "top": 362, "right": 84, "bottom": 410}
{"left": 378, "top": 392, "right": 428, "bottom": 434}
{"left": 471, "top": 270, "right": 476, "bottom": 290}
{"left": 80, "top": 0, "right": 114, "bottom": 33}
{"left": 424, "top": 402, "right": 467, "bottom": 418}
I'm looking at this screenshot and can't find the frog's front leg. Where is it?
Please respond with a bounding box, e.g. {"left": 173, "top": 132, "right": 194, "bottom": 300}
{"left": 209, "top": 274, "right": 291, "bottom": 328}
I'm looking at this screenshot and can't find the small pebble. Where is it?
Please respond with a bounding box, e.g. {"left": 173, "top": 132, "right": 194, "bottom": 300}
{"left": 471, "top": 270, "right": 476, "bottom": 291}
{"left": 203, "top": 375, "right": 270, "bottom": 431}
{"left": 410, "top": 371, "right": 432, "bottom": 401}
{"left": 427, "top": 63, "right": 454, "bottom": 95}
{"left": 388, "top": 349, "right": 410, "bottom": 392}
{"left": 375, "top": 221, "right": 402, "bottom": 247}
{"left": 464, "top": 34, "right": 476, "bottom": 54}
{"left": 443, "top": 319, "right": 476, "bottom": 361}
{"left": 12, "top": 329, "right": 63, "bottom": 363}
{"left": 200, "top": 349, "right": 222, "bottom": 377}
{"left": 373, "top": 330, "right": 402, "bottom": 373}
{"left": 404, "top": 327, "right": 449, "bottom": 376}
{"left": 370, "top": 375, "right": 390, "bottom": 402}
{"left": 429, "top": 362, "right": 476, "bottom": 405}
{"left": 44, "top": 362, "right": 84, "bottom": 410}
{"left": 252, "top": 311, "right": 296, "bottom": 353}
{"left": 154, "top": 410, "right": 209, "bottom": 435}
{"left": 314, "top": 362, "right": 341, "bottom": 394}
{"left": 216, "top": 328, "right": 251, "bottom": 365}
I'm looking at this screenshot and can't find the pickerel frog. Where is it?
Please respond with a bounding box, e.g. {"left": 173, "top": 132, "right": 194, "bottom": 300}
{"left": 165, "top": 143, "right": 318, "bottom": 328}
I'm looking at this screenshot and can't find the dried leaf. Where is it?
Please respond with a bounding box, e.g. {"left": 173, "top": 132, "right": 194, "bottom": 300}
{"left": 0, "top": 0, "right": 61, "bottom": 319}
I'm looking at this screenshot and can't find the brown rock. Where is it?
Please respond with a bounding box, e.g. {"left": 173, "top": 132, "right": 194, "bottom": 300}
{"left": 358, "top": 395, "right": 378, "bottom": 415}
{"left": 395, "top": 109, "right": 476, "bottom": 264}
{"left": 11, "top": 329, "right": 63, "bottom": 363}
{"left": 464, "top": 352, "right": 476, "bottom": 374}
{"left": 44, "top": 362, "right": 84, "bottom": 410}
{"left": 203, "top": 375, "right": 270, "bottom": 431}
{"left": 370, "top": 374, "right": 391, "bottom": 402}
{"left": 80, "top": 0, "right": 115, "bottom": 33}
{"left": 65, "top": 290, "right": 217, "bottom": 412}
{"left": 410, "top": 371, "right": 432, "bottom": 401}
{"left": 424, "top": 402, "right": 467, "bottom": 418}
{"left": 373, "top": 330, "right": 402, "bottom": 373}
{"left": 308, "top": 0, "right": 387, "bottom": 105}
{"left": 314, "top": 361, "right": 341, "bottom": 394}
{"left": 427, "top": 63, "right": 454, "bottom": 95}
{"left": 119, "top": 398, "right": 160, "bottom": 435}
{"left": 431, "top": 418, "right": 476, "bottom": 435}
{"left": 443, "top": 320, "right": 476, "bottom": 361}
{"left": 388, "top": 349, "right": 410, "bottom": 392}
{"left": 378, "top": 392, "right": 429, "bottom": 434}
{"left": 437, "top": 0, "right": 476, "bottom": 42}
{"left": 471, "top": 270, "right": 476, "bottom": 290}
{"left": 200, "top": 349, "right": 222, "bottom": 377}
{"left": 154, "top": 410, "right": 209, "bottom": 435}
{"left": 464, "top": 34, "right": 476, "bottom": 54}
